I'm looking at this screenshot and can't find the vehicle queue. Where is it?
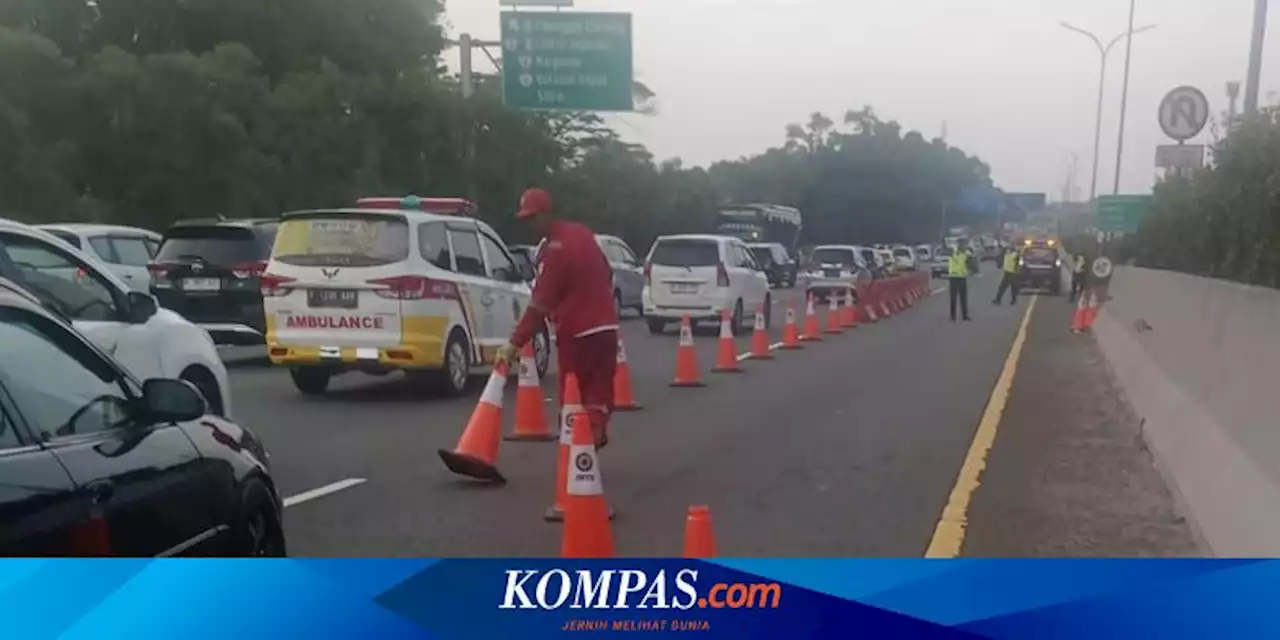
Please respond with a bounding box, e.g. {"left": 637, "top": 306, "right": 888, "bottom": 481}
{"left": 0, "top": 192, "right": 965, "bottom": 556}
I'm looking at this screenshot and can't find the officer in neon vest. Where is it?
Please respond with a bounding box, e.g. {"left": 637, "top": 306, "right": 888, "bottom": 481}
{"left": 947, "top": 243, "right": 972, "bottom": 321}
{"left": 1069, "top": 253, "right": 1089, "bottom": 302}
{"left": 992, "top": 246, "right": 1021, "bottom": 305}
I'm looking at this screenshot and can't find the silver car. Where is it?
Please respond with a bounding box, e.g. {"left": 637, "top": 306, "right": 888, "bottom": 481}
{"left": 596, "top": 234, "right": 644, "bottom": 317}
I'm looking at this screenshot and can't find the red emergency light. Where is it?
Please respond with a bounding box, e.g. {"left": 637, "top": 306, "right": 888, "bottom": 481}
{"left": 356, "top": 195, "right": 476, "bottom": 216}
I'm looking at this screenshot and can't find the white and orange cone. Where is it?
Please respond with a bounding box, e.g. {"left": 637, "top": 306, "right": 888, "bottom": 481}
{"left": 506, "top": 343, "right": 554, "bottom": 442}
{"left": 712, "top": 308, "right": 743, "bottom": 373}
{"left": 439, "top": 365, "right": 508, "bottom": 482}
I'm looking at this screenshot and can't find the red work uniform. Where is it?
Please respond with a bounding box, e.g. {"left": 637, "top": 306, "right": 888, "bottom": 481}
{"left": 509, "top": 220, "right": 619, "bottom": 444}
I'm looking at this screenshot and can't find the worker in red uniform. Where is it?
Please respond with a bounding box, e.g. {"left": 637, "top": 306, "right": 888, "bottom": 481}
{"left": 494, "top": 188, "right": 619, "bottom": 449}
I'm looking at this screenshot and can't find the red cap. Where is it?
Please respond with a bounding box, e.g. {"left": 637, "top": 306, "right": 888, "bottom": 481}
{"left": 516, "top": 188, "right": 552, "bottom": 219}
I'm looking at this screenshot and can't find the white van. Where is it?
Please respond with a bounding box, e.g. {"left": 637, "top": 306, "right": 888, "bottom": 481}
{"left": 641, "top": 234, "right": 770, "bottom": 336}
{"left": 261, "top": 196, "right": 550, "bottom": 397}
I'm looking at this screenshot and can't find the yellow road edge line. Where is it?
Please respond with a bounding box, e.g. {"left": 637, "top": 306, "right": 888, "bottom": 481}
{"left": 924, "top": 295, "right": 1038, "bottom": 558}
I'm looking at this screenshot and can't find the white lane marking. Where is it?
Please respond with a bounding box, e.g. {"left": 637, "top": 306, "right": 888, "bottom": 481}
{"left": 931, "top": 287, "right": 945, "bottom": 296}
{"left": 284, "top": 478, "right": 367, "bottom": 508}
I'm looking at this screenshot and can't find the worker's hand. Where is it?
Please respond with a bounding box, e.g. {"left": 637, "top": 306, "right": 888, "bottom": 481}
{"left": 493, "top": 342, "right": 519, "bottom": 368}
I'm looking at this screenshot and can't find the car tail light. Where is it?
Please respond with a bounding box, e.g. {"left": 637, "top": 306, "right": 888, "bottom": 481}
{"left": 259, "top": 272, "right": 297, "bottom": 297}
{"left": 147, "top": 261, "right": 174, "bottom": 276}
{"left": 232, "top": 260, "right": 268, "bottom": 279}
{"left": 366, "top": 275, "right": 459, "bottom": 300}
{"left": 716, "top": 263, "right": 730, "bottom": 287}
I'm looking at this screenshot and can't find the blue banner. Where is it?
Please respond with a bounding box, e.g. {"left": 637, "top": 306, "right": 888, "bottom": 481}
{"left": 5, "top": 559, "right": 1279, "bottom": 638}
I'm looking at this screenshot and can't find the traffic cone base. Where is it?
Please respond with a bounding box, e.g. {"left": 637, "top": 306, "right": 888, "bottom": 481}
{"left": 440, "top": 368, "right": 507, "bottom": 483}
{"left": 437, "top": 450, "right": 506, "bottom": 483}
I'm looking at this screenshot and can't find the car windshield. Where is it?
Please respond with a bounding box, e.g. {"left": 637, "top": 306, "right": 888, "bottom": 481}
{"left": 893, "top": 248, "right": 911, "bottom": 257}
{"left": 811, "top": 248, "right": 856, "bottom": 265}
{"left": 749, "top": 247, "right": 773, "bottom": 265}
{"left": 1024, "top": 247, "right": 1057, "bottom": 262}
{"left": 157, "top": 226, "right": 273, "bottom": 264}
{"left": 272, "top": 215, "right": 409, "bottom": 267}
{"left": 650, "top": 239, "right": 719, "bottom": 267}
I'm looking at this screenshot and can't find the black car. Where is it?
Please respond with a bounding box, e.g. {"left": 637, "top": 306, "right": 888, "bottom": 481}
{"left": 0, "top": 278, "right": 284, "bottom": 556}
{"left": 1018, "top": 242, "right": 1063, "bottom": 295}
{"left": 747, "top": 242, "right": 797, "bottom": 288}
{"left": 150, "top": 219, "right": 279, "bottom": 345}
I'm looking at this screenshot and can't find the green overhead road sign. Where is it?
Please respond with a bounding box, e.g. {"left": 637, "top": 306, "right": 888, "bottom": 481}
{"left": 1097, "top": 195, "right": 1152, "bottom": 233}
{"left": 500, "top": 12, "right": 634, "bottom": 112}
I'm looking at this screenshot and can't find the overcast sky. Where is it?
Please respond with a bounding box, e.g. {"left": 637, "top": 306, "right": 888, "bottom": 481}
{"left": 443, "top": 0, "right": 1276, "bottom": 200}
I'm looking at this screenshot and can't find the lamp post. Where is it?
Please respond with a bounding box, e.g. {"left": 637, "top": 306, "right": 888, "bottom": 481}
{"left": 1059, "top": 20, "right": 1156, "bottom": 204}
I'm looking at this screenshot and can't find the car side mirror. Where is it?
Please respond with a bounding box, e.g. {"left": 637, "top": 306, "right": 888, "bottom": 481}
{"left": 142, "top": 378, "right": 206, "bottom": 422}
{"left": 125, "top": 291, "right": 158, "bottom": 324}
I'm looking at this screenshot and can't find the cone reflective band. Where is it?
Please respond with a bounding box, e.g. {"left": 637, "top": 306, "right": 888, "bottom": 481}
{"left": 438, "top": 365, "right": 507, "bottom": 482}
{"left": 748, "top": 303, "right": 773, "bottom": 360}
{"left": 825, "top": 295, "right": 842, "bottom": 334}
{"left": 841, "top": 289, "right": 858, "bottom": 328}
{"left": 780, "top": 303, "right": 803, "bottom": 350}
{"left": 713, "top": 308, "right": 742, "bottom": 373}
{"left": 507, "top": 343, "right": 554, "bottom": 442}
{"left": 561, "top": 412, "right": 616, "bottom": 558}
{"left": 545, "top": 374, "right": 582, "bottom": 522}
{"left": 612, "top": 338, "right": 641, "bottom": 411}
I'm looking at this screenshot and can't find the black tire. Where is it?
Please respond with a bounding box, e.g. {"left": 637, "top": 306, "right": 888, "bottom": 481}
{"left": 180, "top": 366, "right": 225, "bottom": 417}
{"left": 646, "top": 317, "right": 666, "bottom": 335}
{"left": 232, "top": 478, "right": 286, "bottom": 557}
{"left": 289, "top": 368, "right": 330, "bottom": 396}
{"left": 430, "top": 329, "right": 471, "bottom": 397}
{"left": 730, "top": 299, "right": 744, "bottom": 337}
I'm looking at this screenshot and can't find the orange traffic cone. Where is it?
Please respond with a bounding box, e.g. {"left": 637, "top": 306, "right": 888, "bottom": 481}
{"left": 506, "top": 343, "right": 555, "bottom": 442}
{"left": 780, "top": 302, "right": 803, "bottom": 350}
{"left": 801, "top": 295, "right": 823, "bottom": 342}
{"left": 545, "top": 374, "right": 581, "bottom": 521}
{"left": 682, "top": 505, "right": 717, "bottom": 558}
{"left": 612, "top": 337, "right": 642, "bottom": 411}
{"left": 439, "top": 365, "right": 508, "bottom": 482}
{"left": 825, "top": 295, "right": 843, "bottom": 334}
{"left": 671, "top": 315, "right": 706, "bottom": 387}
{"left": 712, "top": 308, "right": 743, "bottom": 373}
{"left": 841, "top": 289, "right": 859, "bottom": 328}
{"left": 864, "top": 295, "right": 879, "bottom": 323}
{"left": 747, "top": 302, "right": 774, "bottom": 360}
{"left": 1082, "top": 291, "right": 1100, "bottom": 330}
{"left": 1070, "top": 291, "right": 1089, "bottom": 333}
{"left": 561, "top": 412, "right": 616, "bottom": 558}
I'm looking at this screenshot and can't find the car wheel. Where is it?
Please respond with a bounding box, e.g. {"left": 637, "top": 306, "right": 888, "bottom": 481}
{"left": 180, "top": 366, "right": 225, "bottom": 417}
{"left": 234, "top": 479, "right": 286, "bottom": 557}
{"left": 730, "top": 299, "right": 744, "bottom": 337}
{"left": 646, "top": 317, "right": 666, "bottom": 335}
{"left": 613, "top": 289, "right": 623, "bottom": 319}
{"left": 431, "top": 330, "right": 471, "bottom": 397}
{"left": 289, "top": 368, "right": 331, "bottom": 396}
{"left": 532, "top": 326, "right": 551, "bottom": 380}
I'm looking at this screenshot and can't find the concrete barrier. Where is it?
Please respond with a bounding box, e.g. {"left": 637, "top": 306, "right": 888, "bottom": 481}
{"left": 1092, "top": 266, "right": 1280, "bottom": 555}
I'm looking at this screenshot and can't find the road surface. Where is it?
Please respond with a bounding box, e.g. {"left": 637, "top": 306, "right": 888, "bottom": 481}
{"left": 225, "top": 274, "right": 1196, "bottom": 557}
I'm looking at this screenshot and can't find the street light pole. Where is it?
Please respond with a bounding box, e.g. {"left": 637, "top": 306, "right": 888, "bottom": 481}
{"left": 1244, "top": 0, "right": 1269, "bottom": 116}
{"left": 1060, "top": 20, "right": 1156, "bottom": 204}
{"left": 1113, "top": 0, "right": 1138, "bottom": 195}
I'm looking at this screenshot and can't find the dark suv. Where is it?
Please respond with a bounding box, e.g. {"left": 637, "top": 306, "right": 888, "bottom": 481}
{"left": 150, "top": 219, "right": 278, "bottom": 345}
{"left": 747, "top": 242, "right": 797, "bottom": 288}
{"left": 1018, "top": 242, "right": 1063, "bottom": 295}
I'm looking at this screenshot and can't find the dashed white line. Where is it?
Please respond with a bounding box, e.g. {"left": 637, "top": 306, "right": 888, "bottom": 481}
{"left": 284, "top": 478, "right": 367, "bottom": 508}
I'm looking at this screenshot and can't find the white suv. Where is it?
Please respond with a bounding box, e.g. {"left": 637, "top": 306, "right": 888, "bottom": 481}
{"left": 0, "top": 219, "right": 232, "bottom": 416}
{"left": 642, "top": 234, "right": 770, "bottom": 336}
{"left": 261, "top": 196, "right": 551, "bottom": 397}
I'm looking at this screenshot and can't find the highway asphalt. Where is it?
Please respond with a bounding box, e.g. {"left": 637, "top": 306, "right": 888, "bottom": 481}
{"left": 225, "top": 272, "right": 1194, "bottom": 557}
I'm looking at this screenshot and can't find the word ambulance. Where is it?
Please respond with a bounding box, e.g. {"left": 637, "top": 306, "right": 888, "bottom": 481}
{"left": 284, "top": 315, "right": 387, "bottom": 330}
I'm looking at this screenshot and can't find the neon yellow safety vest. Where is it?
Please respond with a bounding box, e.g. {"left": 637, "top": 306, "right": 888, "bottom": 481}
{"left": 948, "top": 252, "right": 969, "bottom": 278}
{"left": 1003, "top": 252, "right": 1019, "bottom": 274}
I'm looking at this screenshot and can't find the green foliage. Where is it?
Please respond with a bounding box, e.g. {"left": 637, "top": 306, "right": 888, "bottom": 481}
{"left": 0, "top": 5, "right": 993, "bottom": 255}
{"left": 1136, "top": 107, "right": 1280, "bottom": 288}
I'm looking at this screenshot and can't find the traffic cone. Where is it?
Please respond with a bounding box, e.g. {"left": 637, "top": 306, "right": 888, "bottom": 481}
{"left": 800, "top": 295, "right": 823, "bottom": 341}
{"left": 841, "top": 289, "right": 859, "bottom": 328}
{"left": 439, "top": 364, "right": 508, "bottom": 483}
{"left": 864, "top": 295, "right": 880, "bottom": 323}
{"left": 825, "top": 294, "right": 843, "bottom": 334}
{"left": 747, "top": 302, "right": 774, "bottom": 360}
{"left": 506, "top": 343, "right": 555, "bottom": 442}
{"left": 545, "top": 374, "right": 582, "bottom": 522}
{"left": 780, "top": 302, "right": 803, "bottom": 350}
{"left": 682, "top": 505, "right": 717, "bottom": 558}
{"left": 670, "top": 315, "right": 706, "bottom": 387}
{"left": 1070, "top": 291, "right": 1089, "bottom": 333}
{"left": 712, "top": 308, "right": 743, "bottom": 373}
{"left": 1082, "top": 291, "right": 1100, "bottom": 330}
{"left": 561, "top": 412, "right": 616, "bottom": 558}
{"left": 612, "top": 337, "right": 642, "bottom": 411}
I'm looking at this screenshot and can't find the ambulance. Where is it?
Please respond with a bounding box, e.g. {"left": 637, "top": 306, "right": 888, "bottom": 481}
{"left": 261, "top": 196, "right": 550, "bottom": 396}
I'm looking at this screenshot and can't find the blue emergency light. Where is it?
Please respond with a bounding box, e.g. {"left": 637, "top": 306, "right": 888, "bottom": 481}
{"left": 399, "top": 195, "right": 422, "bottom": 210}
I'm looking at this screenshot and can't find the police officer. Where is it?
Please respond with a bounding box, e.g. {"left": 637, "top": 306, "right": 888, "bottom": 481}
{"left": 1069, "top": 253, "right": 1088, "bottom": 302}
{"left": 992, "top": 246, "right": 1020, "bottom": 305}
{"left": 494, "top": 188, "right": 619, "bottom": 450}
{"left": 947, "top": 242, "right": 972, "bottom": 321}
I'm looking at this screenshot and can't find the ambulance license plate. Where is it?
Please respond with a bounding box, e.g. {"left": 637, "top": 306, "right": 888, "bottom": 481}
{"left": 308, "top": 289, "right": 358, "bottom": 309}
